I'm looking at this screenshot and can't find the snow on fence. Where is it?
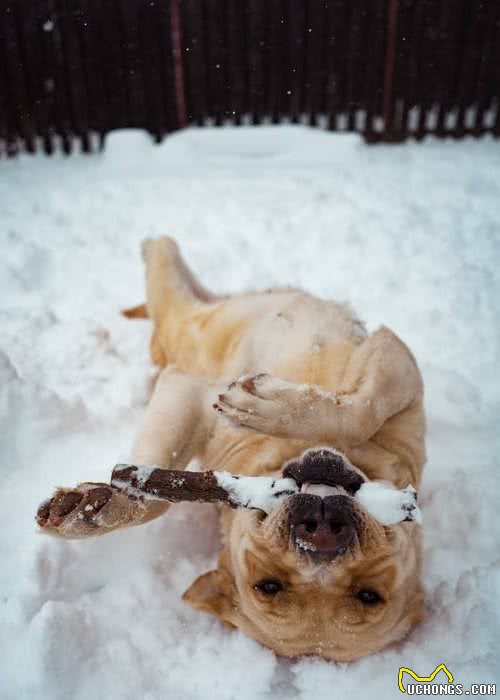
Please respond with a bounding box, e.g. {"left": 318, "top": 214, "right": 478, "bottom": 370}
{"left": 1, "top": 0, "right": 499, "bottom": 156}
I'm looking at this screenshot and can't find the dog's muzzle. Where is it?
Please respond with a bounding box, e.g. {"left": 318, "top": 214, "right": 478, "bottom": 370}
{"left": 287, "top": 493, "right": 361, "bottom": 559}
{"left": 283, "top": 448, "right": 366, "bottom": 559}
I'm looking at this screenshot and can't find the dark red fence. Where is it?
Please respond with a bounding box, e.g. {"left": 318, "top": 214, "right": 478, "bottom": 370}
{"left": 1, "top": 0, "right": 499, "bottom": 156}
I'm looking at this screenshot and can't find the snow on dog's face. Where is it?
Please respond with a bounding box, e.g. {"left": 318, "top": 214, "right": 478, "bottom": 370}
{"left": 183, "top": 448, "right": 424, "bottom": 661}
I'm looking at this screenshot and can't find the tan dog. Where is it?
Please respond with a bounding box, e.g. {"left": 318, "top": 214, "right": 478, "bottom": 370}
{"left": 38, "top": 237, "right": 426, "bottom": 661}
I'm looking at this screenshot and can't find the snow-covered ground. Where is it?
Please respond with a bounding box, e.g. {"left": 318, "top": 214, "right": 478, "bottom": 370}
{"left": 1, "top": 127, "right": 499, "bottom": 700}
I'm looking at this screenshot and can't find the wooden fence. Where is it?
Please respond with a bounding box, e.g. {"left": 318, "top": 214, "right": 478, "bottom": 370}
{"left": 1, "top": 0, "right": 499, "bottom": 155}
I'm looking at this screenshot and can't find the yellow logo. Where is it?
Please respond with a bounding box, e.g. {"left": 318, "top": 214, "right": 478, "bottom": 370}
{"left": 398, "top": 663, "right": 454, "bottom": 693}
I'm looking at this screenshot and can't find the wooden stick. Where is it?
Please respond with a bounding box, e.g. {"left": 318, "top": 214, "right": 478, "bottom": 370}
{"left": 112, "top": 465, "right": 233, "bottom": 505}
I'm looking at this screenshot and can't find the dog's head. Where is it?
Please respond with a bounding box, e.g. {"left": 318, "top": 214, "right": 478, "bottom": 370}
{"left": 183, "top": 448, "right": 423, "bottom": 661}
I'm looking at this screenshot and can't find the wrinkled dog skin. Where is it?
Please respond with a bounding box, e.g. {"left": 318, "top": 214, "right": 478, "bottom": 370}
{"left": 39, "top": 237, "right": 426, "bottom": 661}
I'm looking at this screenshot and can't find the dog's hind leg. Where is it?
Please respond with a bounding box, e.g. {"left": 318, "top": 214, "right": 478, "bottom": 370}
{"left": 142, "top": 236, "right": 219, "bottom": 319}
{"left": 140, "top": 237, "right": 224, "bottom": 366}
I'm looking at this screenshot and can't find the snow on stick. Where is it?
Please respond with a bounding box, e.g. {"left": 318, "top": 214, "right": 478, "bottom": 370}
{"left": 354, "top": 481, "right": 421, "bottom": 525}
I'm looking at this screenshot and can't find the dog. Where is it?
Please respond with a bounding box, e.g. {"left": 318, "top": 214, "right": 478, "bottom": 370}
{"left": 37, "top": 237, "right": 426, "bottom": 661}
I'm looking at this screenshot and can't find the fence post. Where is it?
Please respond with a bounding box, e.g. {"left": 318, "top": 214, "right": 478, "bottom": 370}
{"left": 382, "top": 0, "right": 398, "bottom": 139}
{"left": 170, "top": 0, "right": 187, "bottom": 128}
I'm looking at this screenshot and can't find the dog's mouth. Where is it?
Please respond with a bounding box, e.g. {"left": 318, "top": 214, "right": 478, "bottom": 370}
{"left": 282, "top": 448, "right": 366, "bottom": 560}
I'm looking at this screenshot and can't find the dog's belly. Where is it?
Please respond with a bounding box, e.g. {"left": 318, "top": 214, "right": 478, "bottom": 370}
{"left": 221, "top": 291, "right": 367, "bottom": 386}
{"left": 170, "top": 289, "right": 366, "bottom": 389}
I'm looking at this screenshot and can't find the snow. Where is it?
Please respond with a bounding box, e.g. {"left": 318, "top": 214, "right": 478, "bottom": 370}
{"left": 1, "top": 126, "right": 499, "bottom": 699}
{"left": 133, "top": 464, "right": 158, "bottom": 486}
{"left": 355, "top": 483, "right": 421, "bottom": 525}
{"left": 111, "top": 464, "right": 161, "bottom": 499}
{"left": 295, "top": 537, "right": 318, "bottom": 553}
{"left": 215, "top": 472, "right": 298, "bottom": 511}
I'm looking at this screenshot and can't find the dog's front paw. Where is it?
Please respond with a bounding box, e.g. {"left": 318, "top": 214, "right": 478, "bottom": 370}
{"left": 36, "top": 483, "right": 137, "bottom": 538}
{"left": 213, "top": 374, "right": 297, "bottom": 434}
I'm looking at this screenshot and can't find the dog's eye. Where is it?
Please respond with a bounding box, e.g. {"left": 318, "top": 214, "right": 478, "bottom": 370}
{"left": 355, "top": 589, "right": 383, "bottom": 605}
{"left": 254, "top": 579, "right": 283, "bottom": 595}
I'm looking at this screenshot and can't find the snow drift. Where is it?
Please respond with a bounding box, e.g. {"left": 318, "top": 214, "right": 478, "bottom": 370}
{"left": 0, "top": 127, "right": 499, "bottom": 699}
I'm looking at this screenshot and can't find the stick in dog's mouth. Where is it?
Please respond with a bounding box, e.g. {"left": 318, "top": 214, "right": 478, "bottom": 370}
{"left": 111, "top": 464, "right": 421, "bottom": 526}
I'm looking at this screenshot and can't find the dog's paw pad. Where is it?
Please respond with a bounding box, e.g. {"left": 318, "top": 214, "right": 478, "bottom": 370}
{"left": 37, "top": 489, "right": 82, "bottom": 528}
{"left": 36, "top": 484, "right": 115, "bottom": 535}
{"left": 49, "top": 491, "right": 85, "bottom": 526}
{"left": 81, "top": 486, "right": 113, "bottom": 515}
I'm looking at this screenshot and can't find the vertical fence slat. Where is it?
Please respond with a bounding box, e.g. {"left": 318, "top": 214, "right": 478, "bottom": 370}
{"left": 398, "top": 0, "right": 422, "bottom": 139}
{"left": 344, "top": 0, "right": 363, "bottom": 131}
{"left": 0, "top": 3, "right": 19, "bottom": 155}
{"left": 75, "top": 3, "right": 93, "bottom": 151}
{"left": 469, "top": 0, "right": 495, "bottom": 136}
{"left": 181, "top": 0, "right": 205, "bottom": 126}
{"left": 454, "top": 1, "right": 484, "bottom": 137}
{"left": 396, "top": 0, "right": 420, "bottom": 140}
{"left": 103, "top": 0, "right": 129, "bottom": 131}
{"left": 138, "top": 1, "right": 165, "bottom": 141}
{"left": 414, "top": 0, "right": 442, "bottom": 140}
{"left": 79, "top": 0, "right": 107, "bottom": 147}
{"left": 364, "top": 0, "right": 387, "bottom": 141}
{"left": 337, "top": 0, "right": 353, "bottom": 129}
{"left": 158, "top": 0, "right": 177, "bottom": 132}
{"left": 56, "top": 0, "right": 91, "bottom": 152}
{"left": 434, "top": 0, "right": 462, "bottom": 138}
{"left": 304, "top": 0, "right": 327, "bottom": 126}
{"left": 15, "top": 0, "right": 54, "bottom": 154}
{"left": 204, "top": 0, "right": 229, "bottom": 125}
{"left": 43, "top": 0, "right": 75, "bottom": 153}
{"left": 10, "top": 2, "right": 36, "bottom": 152}
{"left": 0, "top": 6, "right": 8, "bottom": 156}
{"left": 226, "top": 0, "right": 248, "bottom": 124}
{"left": 325, "top": 0, "right": 350, "bottom": 130}
{"left": 443, "top": 0, "right": 470, "bottom": 138}
{"left": 247, "top": 0, "right": 267, "bottom": 124}
{"left": 119, "top": 0, "right": 147, "bottom": 130}
{"left": 287, "top": 0, "right": 306, "bottom": 122}
{"left": 1, "top": 3, "right": 23, "bottom": 152}
{"left": 351, "top": 0, "right": 372, "bottom": 132}
{"left": 267, "top": 0, "right": 288, "bottom": 124}
{"left": 381, "top": 0, "right": 398, "bottom": 138}
{"left": 492, "top": 2, "right": 500, "bottom": 136}
{"left": 472, "top": 0, "right": 499, "bottom": 136}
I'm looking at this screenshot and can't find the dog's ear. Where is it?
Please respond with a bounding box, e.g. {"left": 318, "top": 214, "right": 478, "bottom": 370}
{"left": 182, "top": 568, "right": 237, "bottom": 627}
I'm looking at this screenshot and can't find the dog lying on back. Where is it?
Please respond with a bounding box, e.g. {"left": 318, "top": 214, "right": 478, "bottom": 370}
{"left": 38, "top": 237, "right": 426, "bottom": 661}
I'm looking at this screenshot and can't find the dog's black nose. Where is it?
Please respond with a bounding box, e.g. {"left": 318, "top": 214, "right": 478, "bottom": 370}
{"left": 289, "top": 494, "right": 357, "bottom": 559}
{"left": 283, "top": 448, "right": 365, "bottom": 493}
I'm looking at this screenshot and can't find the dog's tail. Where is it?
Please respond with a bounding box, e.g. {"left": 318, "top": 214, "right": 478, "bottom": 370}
{"left": 121, "top": 303, "right": 148, "bottom": 319}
